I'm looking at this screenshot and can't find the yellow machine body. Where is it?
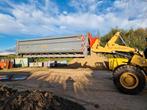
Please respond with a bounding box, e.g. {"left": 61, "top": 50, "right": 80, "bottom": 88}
{"left": 131, "top": 54, "right": 147, "bottom": 67}
{"left": 109, "top": 58, "right": 128, "bottom": 70}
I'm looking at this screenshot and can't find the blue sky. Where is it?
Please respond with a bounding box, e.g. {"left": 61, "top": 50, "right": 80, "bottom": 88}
{"left": 0, "top": 0, "right": 147, "bottom": 52}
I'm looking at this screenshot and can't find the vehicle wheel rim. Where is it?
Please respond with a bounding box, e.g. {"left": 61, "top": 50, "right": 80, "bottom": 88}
{"left": 120, "top": 72, "right": 139, "bottom": 89}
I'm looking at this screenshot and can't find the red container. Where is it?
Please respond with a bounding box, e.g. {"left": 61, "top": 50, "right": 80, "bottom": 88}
{"left": 0, "top": 62, "right": 6, "bottom": 69}
{"left": 0, "top": 60, "right": 13, "bottom": 69}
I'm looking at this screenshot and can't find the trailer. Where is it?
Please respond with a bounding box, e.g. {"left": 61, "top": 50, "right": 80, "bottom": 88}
{"left": 16, "top": 35, "right": 89, "bottom": 58}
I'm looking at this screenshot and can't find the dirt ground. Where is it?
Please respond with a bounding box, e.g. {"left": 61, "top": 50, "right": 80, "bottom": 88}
{"left": 0, "top": 84, "right": 85, "bottom": 110}
{"left": 0, "top": 67, "right": 147, "bottom": 110}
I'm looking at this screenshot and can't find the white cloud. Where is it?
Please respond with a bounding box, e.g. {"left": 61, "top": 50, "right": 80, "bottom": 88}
{"left": 0, "top": 0, "right": 147, "bottom": 38}
{"left": 0, "top": 13, "right": 24, "bottom": 34}
{"left": 0, "top": 1, "right": 60, "bottom": 36}
{"left": 70, "top": 0, "right": 101, "bottom": 13}
{"left": 0, "top": 51, "right": 15, "bottom": 55}
{"left": 113, "top": 0, "right": 147, "bottom": 19}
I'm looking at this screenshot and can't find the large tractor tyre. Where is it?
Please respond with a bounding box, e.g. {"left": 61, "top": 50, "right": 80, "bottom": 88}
{"left": 113, "top": 65, "right": 146, "bottom": 95}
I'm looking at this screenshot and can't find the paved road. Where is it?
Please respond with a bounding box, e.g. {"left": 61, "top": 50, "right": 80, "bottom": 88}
{"left": 60, "top": 70, "right": 147, "bottom": 110}
{"left": 1, "top": 70, "right": 147, "bottom": 110}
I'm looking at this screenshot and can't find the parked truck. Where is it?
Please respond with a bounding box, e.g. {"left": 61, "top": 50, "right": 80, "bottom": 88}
{"left": 16, "top": 35, "right": 89, "bottom": 58}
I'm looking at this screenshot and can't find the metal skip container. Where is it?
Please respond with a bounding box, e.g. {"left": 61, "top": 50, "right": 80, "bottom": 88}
{"left": 43, "top": 61, "right": 56, "bottom": 67}
{"left": 29, "top": 62, "right": 43, "bottom": 67}
{"left": 16, "top": 35, "right": 89, "bottom": 58}
{"left": 14, "top": 58, "right": 29, "bottom": 67}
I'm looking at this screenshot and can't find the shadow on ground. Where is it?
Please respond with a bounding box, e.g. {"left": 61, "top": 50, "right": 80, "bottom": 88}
{"left": 0, "top": 68, "right": 147, "bottom": 110}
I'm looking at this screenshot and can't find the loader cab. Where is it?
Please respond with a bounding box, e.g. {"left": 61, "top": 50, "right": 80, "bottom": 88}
{"left": 144, "top": 48, "right": 147, "bottom": 59}
{"left": 143, "top": 38, "right": 147, "bottom": 59}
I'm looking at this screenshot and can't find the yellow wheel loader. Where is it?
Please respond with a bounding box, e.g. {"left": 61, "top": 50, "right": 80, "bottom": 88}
{"left": 112, "top": 50, "right": 147, "bottom": 95}
{"left": 88, "top": 32, "right": 147, "bottom": 94}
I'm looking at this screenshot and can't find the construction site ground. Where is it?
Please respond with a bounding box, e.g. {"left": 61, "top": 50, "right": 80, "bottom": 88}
{"left": 0, "top": 67, "right": 147, "bottom": 110}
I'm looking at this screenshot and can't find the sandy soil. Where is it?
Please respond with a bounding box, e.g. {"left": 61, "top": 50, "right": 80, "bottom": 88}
{"left": 69, "top": 53, "right": 108, "bottom": 69}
